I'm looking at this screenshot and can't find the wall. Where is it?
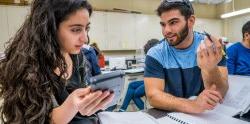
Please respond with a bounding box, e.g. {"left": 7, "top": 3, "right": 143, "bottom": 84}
{"left": 194, "top": 18, "right": 223, "bottom": 37}
{"left": 217, "top": 0, "right": 250, "bottom": 42}
{"left": 223, "top": 13, "right": 250, "bottom": 42}
{"left": 88, "top": 0, "right": 218, "bottom": 18}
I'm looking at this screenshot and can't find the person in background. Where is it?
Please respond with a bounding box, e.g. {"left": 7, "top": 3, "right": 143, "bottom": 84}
{"left": 144, "top": 0, "right": 228, "bottom": 114}
{"left": 119, "top": 39, "right": 160, "bottom": 112}
{"left": 0, "top": 0, "right": 114, "bottom": 123}
{"left": 227, "top": 21, "right": 250, "bottom": 76}
{"left": 82, "top": 36, "right": 101, "bottom": 76}
{"left": 90, "top": 42, "right": 106, "bottom": 68}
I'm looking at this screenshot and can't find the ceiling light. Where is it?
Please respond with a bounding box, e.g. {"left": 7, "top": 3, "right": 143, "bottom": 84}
{"left": 221, "top": 8, "right": 250, "bottom": 19}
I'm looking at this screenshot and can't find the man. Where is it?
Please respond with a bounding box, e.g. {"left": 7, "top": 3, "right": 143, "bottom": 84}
{"left": 227, "top": 21, "right": 250, "bottom": 76}
{"left": 144, "top": 0, "right": 228, "bottom": 114}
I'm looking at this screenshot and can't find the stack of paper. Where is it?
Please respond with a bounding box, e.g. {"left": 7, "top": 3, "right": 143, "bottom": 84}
{"left": 98, "top": 111, "right": 158, "bottom": 124}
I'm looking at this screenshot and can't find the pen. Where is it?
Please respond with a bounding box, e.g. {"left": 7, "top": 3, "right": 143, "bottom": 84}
{"left": 203, "top": 31, "right": 226, "bottom": 57}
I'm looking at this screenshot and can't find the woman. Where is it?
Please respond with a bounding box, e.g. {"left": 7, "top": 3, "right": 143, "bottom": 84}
{"left": 90, "top": 42, "right": 106, "bottom": 68}
{"left": 0, "top": 0, "right": 113, "bottom": 123}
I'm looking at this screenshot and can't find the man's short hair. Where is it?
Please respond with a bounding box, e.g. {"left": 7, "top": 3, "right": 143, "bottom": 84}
{"left": 157, "top": 0, "right": 194, "bottom": 19}
{"left": 144, "top": 39, "right": 160, "bottom": 54}
{"left": 242, "top": 21, "right": 250, "bottom": 38}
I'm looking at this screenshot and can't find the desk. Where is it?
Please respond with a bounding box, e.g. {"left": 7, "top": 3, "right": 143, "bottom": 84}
{"left": 117, "top": 71, "right": 144, "bottom": 106}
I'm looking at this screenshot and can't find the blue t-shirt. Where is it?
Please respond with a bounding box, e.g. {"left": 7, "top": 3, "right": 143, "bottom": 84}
{"left": 227, "top": 42, "right": 250, "bottom": 76}
{"left": 144, "top": 32, "right": 226, "bottom": 98}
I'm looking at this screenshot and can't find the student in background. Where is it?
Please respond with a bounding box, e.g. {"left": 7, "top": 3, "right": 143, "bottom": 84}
{"left": 0, "top": 0, "right": 113, "bottom": 123}
{"left": 227, "top": 21, "right": 250, "bottom": 76}
{"left": 82, "top": 36, "right": 101, "bottom": 76}
{"left": 144, "top": 0, "right": 228, "bottom": 114}
{"left": 119, "top": 39, "right": 159, "bottom": 112}
{"left": 90, "top": 42, "right": 106, "bottom": 68}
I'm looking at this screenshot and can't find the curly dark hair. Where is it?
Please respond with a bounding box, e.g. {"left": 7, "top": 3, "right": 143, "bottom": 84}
{"left": 157, "top": 0, "right": 194, "bottom": 20}
{"left": 144, "top": 39, "right": 160, "bottom": 54}
{"left": 0, "top": 0, "right": 92, "bottom": 123}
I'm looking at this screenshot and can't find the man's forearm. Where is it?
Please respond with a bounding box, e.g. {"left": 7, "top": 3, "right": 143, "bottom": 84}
{"left": 201, "top": 67, "right": 228, "bottom": 97}
{"left": 148, "top": 91, "right": 194, "bottom": 113}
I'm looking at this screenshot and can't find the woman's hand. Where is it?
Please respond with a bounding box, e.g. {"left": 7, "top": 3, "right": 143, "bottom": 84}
{"left": 78, "top": 90, "right": 114, "bottom": 116}
{"left": 51, "top": 87, "right": 92, "bottom": 124}
{"left": 63, "top": 87, "right": 114, "bottom": 116}
{"left": 51, "top": 87, "right": 114, "bottom": 123}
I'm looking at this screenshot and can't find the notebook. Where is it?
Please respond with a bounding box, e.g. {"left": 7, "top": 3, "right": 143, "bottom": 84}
{"left": 157, "top": 75, "right": 250, "bottom": 124}
{"left": 215, "top": 75, "right": 250, "bottom": 116}
{"left": 98, "top": 111, "right": 159, "bottom": 124}
{"left": 158, "top": 111, "right": 249, "bottom": 124}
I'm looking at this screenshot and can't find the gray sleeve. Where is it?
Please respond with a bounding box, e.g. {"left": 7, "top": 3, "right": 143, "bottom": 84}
{"left": 51, "top": 94, "right": 59, "bottom": 108}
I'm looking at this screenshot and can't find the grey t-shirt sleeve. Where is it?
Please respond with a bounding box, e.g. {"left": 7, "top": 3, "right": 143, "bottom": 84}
{"left": 51, "top": 94, "right": 59, "bottom": 108}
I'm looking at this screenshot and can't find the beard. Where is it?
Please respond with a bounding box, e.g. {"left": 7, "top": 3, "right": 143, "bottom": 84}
{"left": 165, "top": 22, "right": 189, "bottom": 46}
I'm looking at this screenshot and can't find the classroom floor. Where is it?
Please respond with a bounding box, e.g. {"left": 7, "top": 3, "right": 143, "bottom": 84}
{"left": 117, "top": 103, "right": 140, "bottom": 112}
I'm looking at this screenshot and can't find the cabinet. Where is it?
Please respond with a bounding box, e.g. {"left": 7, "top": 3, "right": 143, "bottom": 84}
{"left": 0, "top": 5, "right": 30, "bottom": 52}
{"left": 0, "top": 8, "right": 224, "bottom": 51}
{"left": 89, "top": 12, "right": 108, "bottom": 50}
{"left": 89, "top": 11, "right": 162, "bottom": 51}
{"left": 0, "top": 6, "right": 9, "bottom": 51}
{"left": 135, "top": 14, "right": 162, "bottom": 49}
{"left": 6, "top": 6, "right": 29, "bottom": 39}
{"left": 106, "top": 12, "right": 136, "bottom": 50}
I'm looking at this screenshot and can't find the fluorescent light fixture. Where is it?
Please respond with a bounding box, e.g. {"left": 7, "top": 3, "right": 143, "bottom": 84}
{"left": 189, "top": 0, "right": 194, "bottom": 2}
{"left": 221, "top": 8, "right": 250, "bottom": 19}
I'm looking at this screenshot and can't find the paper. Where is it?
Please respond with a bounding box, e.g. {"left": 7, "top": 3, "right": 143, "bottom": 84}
{"left": 214, "top": 75, "right": 250, "bottom": 116}
{"left": 98, "top": 111, "right": 158, "bottom": 124}
{"left": 159, "top": 112, "right": 249, "bottom": 124}
{"left": 157, "top": 75, "right": 250, "bottom": 124}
